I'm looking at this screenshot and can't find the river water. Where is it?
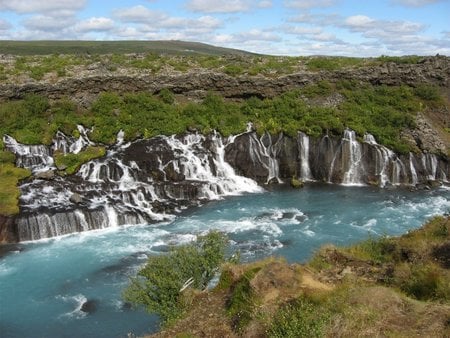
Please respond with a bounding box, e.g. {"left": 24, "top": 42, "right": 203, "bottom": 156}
{"left": 0, "top": 184, "right": 449, "bottom": 337}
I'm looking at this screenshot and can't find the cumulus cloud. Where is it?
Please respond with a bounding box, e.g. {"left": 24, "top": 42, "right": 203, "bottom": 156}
{"left": 186, "top": 0, "right": 272, "bottom": 13}
{"left": 115, "top": 5, "right": 221, "bottom": 32}
{"left": 0, "top": 0, "right": 86, "bottom": 15}
{"left": 284, "top": 0, "right": 337, "bottom": 9}
{"left": 75, "top": 17, "right": 115, "bottom": 33}
{"left": 23, "top": 15, "right": 75, "bottom": 31}
{"left": 114, "top": 5, "right": 162, "bottom": 23}
{"left": 343, "top": 15, "right": 424, "bottom": 34}
{"left": 390, "top": 0, "right": 442, "bottom": 7}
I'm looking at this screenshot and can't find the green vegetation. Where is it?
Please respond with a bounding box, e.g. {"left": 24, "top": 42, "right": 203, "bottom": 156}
{"left": 305, "top": 56, "right": 367, "bottom": 71}
{"left": 0, "top": 163, "right": 31, "bottom": 215}
{"left": 0, "top": 40, "right": 254, "bottom": 56}
{"left": 54, "top": 146, "right": 106, "bottom": 174}
{"left": 123, "top": 231, "right": 228, "bottom": 325}
{"left": 226, "top": 266, "right": 261, "bottom": 330}
{"left": 267, "top": 297, "right": 330, "bottom": 337}
{"left": 312, "top": 215, "right": 450, "bottom": 302}
{"left": 1, "top": 81, "right": 443, "bottom": 153}
{"left": 153, "top": 217, "right": 449, "bottom": 337}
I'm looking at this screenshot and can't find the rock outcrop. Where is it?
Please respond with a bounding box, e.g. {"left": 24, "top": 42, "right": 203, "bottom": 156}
{"left": 0, "top": 56, "right": 448, "bottom": 103}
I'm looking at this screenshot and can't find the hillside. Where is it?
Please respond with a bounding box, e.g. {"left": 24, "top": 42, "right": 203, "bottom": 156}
{"left": 150, "top": 216, "right": 450, "bottom": 337}
{"left": 0, "top": 40, "right": 256, "bottom": 56}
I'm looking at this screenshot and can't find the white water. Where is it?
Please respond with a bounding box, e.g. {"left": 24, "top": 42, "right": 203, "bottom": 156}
{"left": 342, "top": 129, "right": 363, "bottom": 185}
{"left": 1, "top": 184, "right": 449, "bottom": 338}
{"left": 298, "top": 132, "right": 312, "bottom": 181}
{"left": 3, "top": 134, "right": 54, "bottom": 172}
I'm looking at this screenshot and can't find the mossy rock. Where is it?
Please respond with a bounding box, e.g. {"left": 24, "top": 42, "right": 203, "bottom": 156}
{"left": 290, "top": 178, "right": 304, "bottom": 189}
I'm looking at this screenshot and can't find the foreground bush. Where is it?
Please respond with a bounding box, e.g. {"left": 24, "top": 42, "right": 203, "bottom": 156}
{"left": 123, "top": 231, "right": 228, "bottom": 325}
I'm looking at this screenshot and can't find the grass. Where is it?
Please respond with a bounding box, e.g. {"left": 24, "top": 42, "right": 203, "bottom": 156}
{"left": 54, "top": 146, "right": 106, "bottom": 174}
{"left": 0, "top": 163, "right": 31, "bottom": 215}
{"left": 226, "top": 266, "right": 261, "bottom": 331}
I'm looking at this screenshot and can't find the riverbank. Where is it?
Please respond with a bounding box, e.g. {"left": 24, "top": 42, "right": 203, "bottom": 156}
{"left": 150, "top": 215, "right": 450, "bottom": 337}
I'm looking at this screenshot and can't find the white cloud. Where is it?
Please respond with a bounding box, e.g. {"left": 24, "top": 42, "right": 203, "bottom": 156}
{"left": 343, "top": 15, "right": 424, "bottom": 35}
{"left": 114, "top": 5, "right": 162, "bottom": 23}
{"left": 115, "top": 5, "right": 221, "bottom": 33}
{"left": 23, "top": 15, "right": 75, "bottom": 31}
{"left": 0, "top": 0, "right": 86, "bottom": 15}
{"left": 284, "top": 0, "right": 337, "bottom": 9}
{"left": 390, "top": 0, "right": 442, "bottom": 7}
{"left": 344, "top": 15, "right": 375, "bottom": 27}
{"left": 186, "top": 0, "right": 272, "bottom": 13}
{"left": 0, "top": 18, "right": 11, "bottom": 30}
{"left": 75, "top": 17, "right": 115, "bottom": 33}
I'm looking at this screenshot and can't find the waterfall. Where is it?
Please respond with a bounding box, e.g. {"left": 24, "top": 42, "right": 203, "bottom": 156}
{"left": 3, "top": 135, "right": 54, "bottom": 172}
{"left": 422, "top": 153, "right": 438, "bottom": 180}
{"left": 409, "top": 153, "right": 418, "bottom": 185}
{"left": 363, "top": 133, "right": 377, "bottom": 145}
{"left": 342, "top": 129, "right": 364, "bottom": 185}
{"left": 52, "top": 125, "right": 93, "bottom": 155}
{"left": 297, "top": 132, "right": 312, "bottom": 181}
{"left": 262, "top": 133, "right": 282, "bottom": 184}
{"left": 16, "top": 132, "right": 263, "bottom": 241}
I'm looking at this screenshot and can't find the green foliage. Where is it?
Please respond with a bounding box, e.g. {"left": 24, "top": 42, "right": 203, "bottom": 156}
{"left": 54, "top": 146, "right": 106, "bottom": 174}
{"left": 0, "top": 79, "right": 445, "bottom": 155}
{"left": 124, "top": 231, "right": 228, "bottom": 325}
{"left": 226, "top": 267, "right": 261, "bottom": 331}
{"left": 376, "top": 55, "right": 422, "bottom": 64}
{"left": 158, "top": 88, "right": 175, "bottom": 104}
{"left": 224, "top": 64, "right": 244, "bottom": 76}
{"left": 267, "top": 297, "right": 329, "bottom": 338}
{"left": 413, "top": 84, "right": 441, "bottom": 101}
{"left": 345, "top": 235, "right": 395, "bottom": 264}
{"left": 0, "top": 163, "right": 31, "bottom": 215}
{"left": 306, "top": 57, "right": 366, "bottom": 71}
{"left": 396, "top": 263, "right": 449, "bottom": 301}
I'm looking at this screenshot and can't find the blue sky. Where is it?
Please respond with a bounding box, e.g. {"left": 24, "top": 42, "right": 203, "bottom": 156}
{"left": 0, "top": 0, "right": 449, "bottom": 56}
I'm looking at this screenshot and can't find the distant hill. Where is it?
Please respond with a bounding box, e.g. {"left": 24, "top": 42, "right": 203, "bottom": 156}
{"left": 0, "top": 40, "right": 257, "bottom": 56}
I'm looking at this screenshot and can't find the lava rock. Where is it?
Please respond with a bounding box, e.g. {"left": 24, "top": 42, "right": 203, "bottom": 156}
{"left": 35, "top": 170, "right": 55, "bottom": 180}
{"left": 69, "top": 193, "right": 83, "bottom": 204}
{"left": 80, "top": 299, "right": 98, "bottom": 314}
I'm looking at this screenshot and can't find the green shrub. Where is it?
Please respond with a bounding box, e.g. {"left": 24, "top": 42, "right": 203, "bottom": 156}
{"left": 124, "top": 232, "right": 228, "bottom": 325}
{"left": 413, "top": 84, "right": 441, "bottom": 101}
{"left": 227, "top": 267, "right": 261, "bottom": 331}
{"left": 397, "top": 264, "right": 449, "bottom": 301}
{"left": 267, "top": 297, "right": 329, "bottom": 338}
{"left": 54, "top": 146, "right": 105, "bottom": 174}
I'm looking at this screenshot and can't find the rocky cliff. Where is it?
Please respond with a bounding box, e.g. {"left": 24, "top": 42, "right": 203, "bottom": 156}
{"left": 0, "top": 56, "right": 448, "bottom": 103}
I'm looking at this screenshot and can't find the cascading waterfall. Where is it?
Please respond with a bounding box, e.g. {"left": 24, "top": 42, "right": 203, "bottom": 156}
{"left": 4, "top": 126, "right": 449, "bottom": 242}
{"left": 409, "top": 153, "right": 418, "bottom": 185}
{"left": 15, "top": 131, "right": 263, "bottom": 241}
{"left": 262, "top": 133, "right": 283, "bottom": 184}
{"left": 297, "top": 132, "right": 312, "bottom": 181}
{"left": 422, "top": 153, "right": 438, "bottom": 180}
{"left": 341, "top": 129, "right": 364, "bottom": 185}
{"left": 3, "top": 135, "right": 54, "bottom": 172}
{"left": 52, "top": 125, "right": 93, "bottom": 154}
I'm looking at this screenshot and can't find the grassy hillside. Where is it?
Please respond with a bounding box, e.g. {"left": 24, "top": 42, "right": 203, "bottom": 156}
{"left": 0, "top": 40, "right": 256, "bottom": 56}
{"left": 149, "top": 216, "right": 450, "bottom": 337}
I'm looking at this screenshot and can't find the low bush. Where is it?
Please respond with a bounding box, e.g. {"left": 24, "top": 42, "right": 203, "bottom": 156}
{"left": 123, "top": 231, "right": 228, "bottom": 325}
{"left": 267, "top": 296, "right": 329, "bottom": 338}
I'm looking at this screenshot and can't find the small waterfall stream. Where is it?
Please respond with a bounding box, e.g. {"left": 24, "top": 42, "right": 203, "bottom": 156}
{"left": 297, "top": 132, "right": 312, "bottom": 181}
